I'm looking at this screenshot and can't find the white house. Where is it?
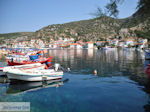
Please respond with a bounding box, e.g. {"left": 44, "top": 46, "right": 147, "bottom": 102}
{"left": 49, "top": 44, "right": 58, "bottom": 49}
{"left": 84, "top": 42, "right": 94, "bottom": 49}
{"left": 70, "top": 43, "right": 82, "bottom": 49}
{"left": 110, "top": 39, "right": 119, "bottom": 46}
{"left": 138, "top": 38, "right": 148, "bottom": 48}
{"left": 125, "top": 40, "right": 135, "bottom": 46}
{"left": 96, "top": 41, "right": 105, "bottom": 46}
{"left": 118, "top": 41, "right": 125, "bottom": 47}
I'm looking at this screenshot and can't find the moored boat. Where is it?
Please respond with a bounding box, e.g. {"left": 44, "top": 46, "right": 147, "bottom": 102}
{"left": 4, "top": 63, "right": 63, "bottom": 82}
{"left": 6, "top": 54, "right": 29, "bottom": 61}
{"left": 3, "top": 63, "right": 44, "bottom": 73}
{"left": 102, "top": 46, "right": 116, "bottom": 50}
{"left": 7, "top": 56, "right": 52, "bottom": 66}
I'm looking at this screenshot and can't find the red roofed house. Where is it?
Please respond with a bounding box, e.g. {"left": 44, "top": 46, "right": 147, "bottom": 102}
{"left": 70, "top": 43, "right": 82, "bottom": 49}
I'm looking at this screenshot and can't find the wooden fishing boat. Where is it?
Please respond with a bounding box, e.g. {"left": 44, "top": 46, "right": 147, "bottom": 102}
{"left": 4, "top": 63, "right": 63, "bottom": 81}
{"left": 7, "top": 56, "right": 52, "bottom": 66}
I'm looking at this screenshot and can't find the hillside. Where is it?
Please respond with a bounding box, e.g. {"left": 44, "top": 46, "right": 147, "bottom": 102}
{"left": 0, "top": 10, "right": 150, "bottom": 45}
{"left": 0, "top": 32, "right": 34, "bottom": 44}
{"left": 35, "top": 17, "right": 124, "bottom": 42}
{"left": 35, "top": 10, "right": 150, "bottom": 42}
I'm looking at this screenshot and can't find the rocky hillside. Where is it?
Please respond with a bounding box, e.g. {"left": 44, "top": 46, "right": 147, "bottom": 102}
{"left": 0, "top": 10, "right": 150, "bottom": 44}
{"left": 0, "top": 32, "right": 34, "bottom": 44}
{"left": 35, "top": 13, "right": 150, "bottom": 42}
{"left": 35, "top": 17, "right": 124, "bottom": 42}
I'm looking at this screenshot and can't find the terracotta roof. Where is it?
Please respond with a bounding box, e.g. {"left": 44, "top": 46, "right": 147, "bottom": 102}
{"left": 97, "top": 41, "right": 105, "bottom": 42}
{"left": 70, "top": 43, "right": 81, "bottom": 46}
{"left": 86, "top": 42, "right": 93, "bottom": 44}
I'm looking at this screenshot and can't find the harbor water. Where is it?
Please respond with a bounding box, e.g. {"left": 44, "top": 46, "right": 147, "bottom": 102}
{"left": 0, "top": 49, "right": 150, "bottom": 112}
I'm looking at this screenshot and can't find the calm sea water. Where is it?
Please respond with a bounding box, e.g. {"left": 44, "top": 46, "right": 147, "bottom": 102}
{"left": 0, "top": 49, "right": 150, "bottom": 112}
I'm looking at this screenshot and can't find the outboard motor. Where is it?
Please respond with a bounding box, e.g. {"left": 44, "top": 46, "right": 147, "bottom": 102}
{"left": 54, "top": 63, "right": 60, "bottom": 71}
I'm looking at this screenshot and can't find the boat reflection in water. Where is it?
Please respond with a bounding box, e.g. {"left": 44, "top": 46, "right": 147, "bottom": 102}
{"left": 6, "top": 79, "right": 69, "bottom": 95}
{"left": 0, "top": 76, "right": 9, "bottom": 83}
{"left": 144, "top": 59, "right": 150, "bottom": 78}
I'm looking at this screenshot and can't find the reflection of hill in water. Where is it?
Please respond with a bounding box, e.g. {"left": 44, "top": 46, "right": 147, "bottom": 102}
{"left": 49, "top": 49, "right": 150, "bottom": 92}
{"left": 49, "top": 49, "right": 145, "bottom": 76}
{"left": 6, "top": 79, "right": 67, "bottom": 95}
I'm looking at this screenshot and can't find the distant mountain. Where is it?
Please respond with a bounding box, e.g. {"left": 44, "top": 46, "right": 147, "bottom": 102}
{"left": 0, "top": 32, "right": 34, "bottom": 44}
{"left": 0, "top": 9, "right": 150, "bottom": 45}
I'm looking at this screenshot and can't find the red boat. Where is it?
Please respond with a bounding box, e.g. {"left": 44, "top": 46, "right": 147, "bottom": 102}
{"left": 0, "top": 67, "right": 4, "bottom": 71}
{"left": 145, "top": 64, "right": 150, "bottom": 78}
{"left": 7, "top": 56, "right": 52, "bottom": 67}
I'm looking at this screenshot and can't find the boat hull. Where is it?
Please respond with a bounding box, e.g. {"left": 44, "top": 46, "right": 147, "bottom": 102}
{"left": 102, "top": 47, "right": 116, "bottom": 50}
{"left": 6, "top": 71, "right": 63, "bottom": 81}
{"left": 7, "top": 57, "right": 52, "bottom": 66}
{"left": 0, "top": 67, "right": 4, "bottom": 71}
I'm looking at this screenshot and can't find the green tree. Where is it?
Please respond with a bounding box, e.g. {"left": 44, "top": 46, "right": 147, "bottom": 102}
{"left": 137, "top": 0, "right": 150, "bottom": 16}
{"left": 95, "top": 0, "right": 150, "bottom": 18}
{"left": 90, "top": 7, "right": 106, "bottom": 18}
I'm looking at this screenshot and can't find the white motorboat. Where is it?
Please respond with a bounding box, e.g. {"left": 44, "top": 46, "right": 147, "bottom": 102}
{"left": 4, "top": 63, "right": 63, "bottom": 81}
{"left": 3, "top": 63, "right": 44, "bottom": 73}
{"left": 102, "top": 46, "right": 116, "bottom": 50}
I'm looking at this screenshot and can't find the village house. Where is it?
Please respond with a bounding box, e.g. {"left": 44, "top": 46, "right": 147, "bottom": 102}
{"left": 125, "top": 40, "right": 135, "bottom": 47}
{"left": 118, "top": 41, "right": 125, "bottom": 47}
{"left": 49, "top": 44, "right": 59, "bottom": 49}
{"left": 83, "top": 42, "right": 94, "bottom": 49}
{"left": 110, "top": 39, "right": 119, "bottom": 46}
{"left": 106, "top": 38, "right": 111, "bottom": 45}
{"left": 96, "top": 41, "right": 105, "bottom": 47}
{"left": 70, "top": 43, "right": 82, "bottom": 49}
{"left": 138, "top": 38, "right": 148, "bottom": 48}
{"left": 37, "top": 40, "right": 45, "bottom": 48}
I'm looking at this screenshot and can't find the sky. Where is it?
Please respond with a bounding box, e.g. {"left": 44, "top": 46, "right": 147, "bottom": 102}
{"left": 0, "top": 0, "right": 139, "bottom": 34}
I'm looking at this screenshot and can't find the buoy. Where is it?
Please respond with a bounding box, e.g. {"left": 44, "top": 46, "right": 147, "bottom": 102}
{"left": 94, "top": 69, "right": 97, "bottom": 76}
{"left": 67, "top": 68, "right": 70, "bottom": 72}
